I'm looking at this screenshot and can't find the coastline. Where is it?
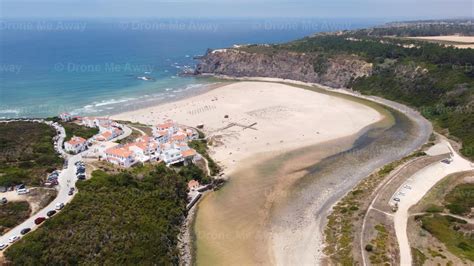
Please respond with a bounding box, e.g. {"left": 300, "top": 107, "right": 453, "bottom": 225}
{"left": 111, "top": 76, "right": 431, "bottom": 265}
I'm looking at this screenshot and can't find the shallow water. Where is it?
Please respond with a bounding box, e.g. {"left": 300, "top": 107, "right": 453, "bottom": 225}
{"left": 192, "top": 83, "right": 427, "bottom": 265}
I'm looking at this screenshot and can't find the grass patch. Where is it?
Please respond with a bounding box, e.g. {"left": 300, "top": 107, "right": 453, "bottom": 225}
{"left": 412, "top": 247, "right": 428, "bottom": 266}
{"left": 368, "top": 224, "right": 391, "bottom": 265}
{"left": 0, "top": 121, "right": 63, "bottom": 186}
{"left": 61, "top": 122, "right": 98, "bottom": 141}
{"left": 444, "top": 183, "right": 474, "bottom": 216}
{"left": 0, "top": 201, "right": 31, "bottom": 234}
{"left": 189, "top": 140, "right": 221, "bottom": 176}
{"left": 4, "top": 163, "right": 206, "bottom": 264}
{"left": 118, "top": 128, "right": 142, "bottom": 144}
{"left": 421, "top": 214, "right": 474, "bottom": 261}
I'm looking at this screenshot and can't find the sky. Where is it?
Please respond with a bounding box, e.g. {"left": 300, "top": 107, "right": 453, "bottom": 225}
{"left": 0, "top": 0, "right": 472, "bottom": 19}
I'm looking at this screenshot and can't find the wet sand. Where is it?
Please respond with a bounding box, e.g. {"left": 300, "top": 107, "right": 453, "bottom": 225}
{"left": 193, "top": 135, "right": 358, "bottom": 265}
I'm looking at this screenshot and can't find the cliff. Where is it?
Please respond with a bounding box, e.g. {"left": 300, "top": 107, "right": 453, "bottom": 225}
{"left": 194, "top": 48, "right": 373, "bottom": 88}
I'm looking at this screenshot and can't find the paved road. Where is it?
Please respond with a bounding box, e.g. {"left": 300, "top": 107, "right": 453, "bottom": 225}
{"left": 112, "top": 125, "right": 132, "bottom": 141}
{"left": 0, "top": 121, "right": 131, "bottom": 251}
{"left": 0, "top": 153, "right": 82, "bottom": 248}
{"left": 393, "top": 140, "right": 473, "bottom": 265}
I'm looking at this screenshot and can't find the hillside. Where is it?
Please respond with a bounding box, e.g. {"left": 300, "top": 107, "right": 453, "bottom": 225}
{"left": 4, "top": 163, "right": 207, "bottom": 265}
{"left": 194, "top": 23, "right": 474, "bottom": 159}
{"left": 0, "top": 121, "right": 63, "bottom": 187}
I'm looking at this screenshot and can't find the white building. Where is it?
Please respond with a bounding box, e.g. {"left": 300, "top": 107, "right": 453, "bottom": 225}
{"left": 64, "top": 136, "right": 87, "bottom": 154}
{"left": 104, "top": 146, "right": 137, "bottom": 168}
{"left": 59, "top": 113, "right": 73, "bottom": 122}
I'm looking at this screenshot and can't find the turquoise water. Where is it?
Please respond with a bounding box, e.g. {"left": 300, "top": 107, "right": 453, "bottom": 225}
{"left": 0, "top": 18, "right": 383, "bottom": 118}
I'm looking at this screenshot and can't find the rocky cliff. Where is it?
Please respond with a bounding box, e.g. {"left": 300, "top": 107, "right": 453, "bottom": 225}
{"left": 194, "top": 48, "right": 373, "bottom": 88}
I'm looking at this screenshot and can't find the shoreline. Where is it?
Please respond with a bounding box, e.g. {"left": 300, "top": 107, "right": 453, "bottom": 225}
{"left": 111, "top": 76, "right": 431, "bottom": 265}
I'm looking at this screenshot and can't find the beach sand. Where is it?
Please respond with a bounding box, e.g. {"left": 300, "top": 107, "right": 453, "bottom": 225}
{"left": 112, "top": 81, "right": 384, "bottom": 265}
{"left": 112, "top": 81, "right": 382, "bottom": 174}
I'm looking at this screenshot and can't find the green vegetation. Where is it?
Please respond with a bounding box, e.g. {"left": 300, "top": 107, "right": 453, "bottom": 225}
{"left": 189, "top": 139, "right": 221, "bottom": 176}
{"left": 0, "top": 201, "right": 31, "bottom": 234}
{"left": 412, "top": 247, "right": 428, "bottom": 266}
{"left": 324, "top": 151, "right": 425, "bottom": 265}
{"left": 445, "top": 183, "right": 474, "bottom": 216}
{"left": 421, "top": 214, "right": 474, "bottom": 261}
{"left": 425, "top": 204, "right": 444, "bottom": 213}
{"left": 368, "top": 224, "right": 391, "bottom": 265}
{"left": 5, "top": 163, "right": 206, "bottom": 264}
{"left": 118, "top": 128, "right": 142, "bottom": 144}
{"left": 361, "top": 20, "right": 474, "bottom": 37}
{"left": 0, "top": 121, "right": 63, "bottom": 186}
{"left": 61, "top": 122, "right": 98, "bottom": 141}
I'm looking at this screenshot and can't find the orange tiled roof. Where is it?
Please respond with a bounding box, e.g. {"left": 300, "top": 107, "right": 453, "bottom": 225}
{"left": 67, "top": 136, "right": 86, "bottom": 145}
{"left": 105, "top": 147, "right": 133, "bottom": 158}
{"left": 171, "top": 134, "right": 186, "bottom": 141}
{"left": 188, "top": 179, "right": 200, "bottom": 190}
{"left": 181, "top": 149, "right": 197, "bottom": 158}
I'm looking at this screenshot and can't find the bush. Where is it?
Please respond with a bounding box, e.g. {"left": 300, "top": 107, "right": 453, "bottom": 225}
{"left": 365, "top": 244, "right": 374, "bottom": 252}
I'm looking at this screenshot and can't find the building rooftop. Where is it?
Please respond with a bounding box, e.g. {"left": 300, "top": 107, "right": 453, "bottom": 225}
{"left": 66, "top": 136, "right": 87, "bottom": 145}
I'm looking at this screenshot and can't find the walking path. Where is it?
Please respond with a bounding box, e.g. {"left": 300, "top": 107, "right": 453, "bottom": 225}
{"left": 393, "top": 140, "right": 473, "bottom": 265}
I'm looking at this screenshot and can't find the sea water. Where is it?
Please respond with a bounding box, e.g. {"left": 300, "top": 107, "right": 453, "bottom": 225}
{"left": 0, "top": 18, "right": 383, "bottom": 118}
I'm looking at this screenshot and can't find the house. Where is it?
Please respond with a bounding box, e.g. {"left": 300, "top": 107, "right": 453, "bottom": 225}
{"left": 94, "top": 131, "right": 113, "bottom": 142}
{"left": 171, "top": 133, "right": 187, "bottom": 143}
{"left": 59, "top": 113, "right": 72, "bottom": 122}
{"left": 162, "top": 147, "right": 184, "bottom": 165}
{"left": 95, "top": 117, "right": 114, "bottom": 132}
{"left": 188, "top": 180, "right": 200, "bottom": 191}
{"left": 181, "top": 148, "right": 197, "bottom": 164}
{"left": 152, "top": 120, "right": 177, "bottom": 138}
{"left": 154, "top": 130, "right": 171, "bottom": 143}
{"left": 64, "top": 136, "right": 87, "bottom": 154}
{"left": 104, "top": 146, "right": 137, "bottom": 167}
{"left": 80, "top": 117, "right": 97, "bottom": 128}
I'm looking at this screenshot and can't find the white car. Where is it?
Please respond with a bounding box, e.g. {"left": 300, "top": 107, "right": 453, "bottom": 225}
{"left": 55, "top": 203, "right": 65, "bottom": 210}
{"left": 0, "top": 243, "right": 8, "bottom": 250}
{"left": 17, "top": 188, "right": 30, "bottom": 195}
{"left": 8, "top": 236, "right": 20, "bottom": 243}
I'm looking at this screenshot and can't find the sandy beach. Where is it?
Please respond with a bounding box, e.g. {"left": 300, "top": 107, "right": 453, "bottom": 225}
{"left": 112, "top": 81, "right": 382, "bottom": 174}
{"left": 112, "top": 81, "right": 385, "bottom": 264}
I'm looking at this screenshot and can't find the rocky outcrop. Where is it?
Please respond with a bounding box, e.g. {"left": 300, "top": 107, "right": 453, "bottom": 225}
{"left": 194, "top": 48, "right": 373, "bottom": 88}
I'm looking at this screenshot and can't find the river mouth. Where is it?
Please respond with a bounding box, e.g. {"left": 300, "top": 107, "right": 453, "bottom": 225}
{"left": 192, "top": 83, "right": 422, "bottom": 265}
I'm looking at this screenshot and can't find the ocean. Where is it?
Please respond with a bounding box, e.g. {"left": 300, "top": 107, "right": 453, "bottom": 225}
{"left": 0, "top": 18, "right": 384, "bottom": 118}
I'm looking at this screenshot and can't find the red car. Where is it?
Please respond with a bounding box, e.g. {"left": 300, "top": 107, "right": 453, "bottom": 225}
{"left": 34, "top": 217, "right": 46, "bottom": 225}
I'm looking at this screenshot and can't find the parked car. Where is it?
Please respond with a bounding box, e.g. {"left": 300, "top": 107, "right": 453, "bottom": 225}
{"left": 8, "top": 236, "right": 20, "bottom": 243}
{"left": 55, "top": 203, "right": 65, "bottom": 210}
{"left": 77, "top": 174, "right": 86, "bottom": 180}
{"left": 20, "top": 228, "right": 31, "bottom": 235}
{"left": 1, "top": 197, "right": 7, "bottom": 204}
{"left": 15, "top": 184, "right": 25, "bottom": 190}
{"left": 47, "top": 210, "right": 57, "bottom": 217}
{"left": 0, "top": 243, "right": 8, "bottom": 251}
{"left": 393, "top": 197, "right": 401, "bottom": 202}
{"left": 17, "top": 188, "right": 30, "bottom": 195}
{"left": 34, "top": 217, "right": 46, "bottom": 225}
{"left": 441, "top": 158, "right": 452, "bottom": 164}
